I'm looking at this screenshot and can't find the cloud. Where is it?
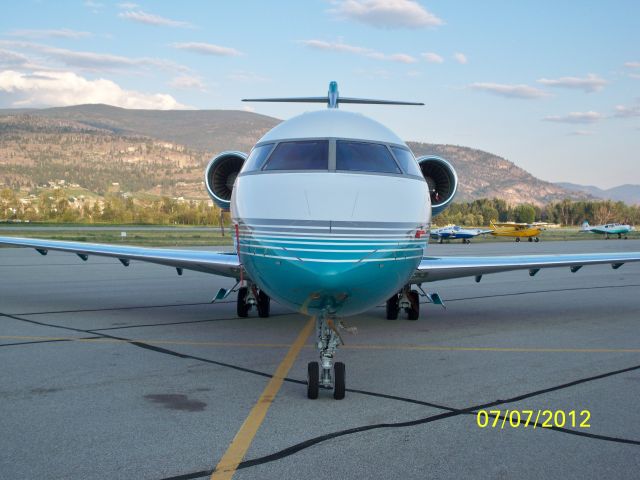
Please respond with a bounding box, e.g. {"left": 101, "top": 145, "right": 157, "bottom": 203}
{"left": 117, "top": 2, "right": 139, "bottom": 8}
{"left": 629, "top": 73, "right": 640, "bottom": 80}
{"left": 0, "top": 70, "right": 185, "bottom": 109}
{"left": 624, "top": 61, "right": 640, "bottom": 69}
{"left": 169, "top": 75, "right": 206, "bottom": 91}
{"left": 569, "top": 130, "right": 595, "bottom": 136}
{"left": 83, "top": 0, "right": 104, "bottom": 10}
{"left": 367, "top": 52, "right": 417, "bottom": 63}
{"left": 543, "top": 111, "right": 603, "bottom": 124}
{"left": 0, "top": 40, "right": 187, "bottom": 73}
{"left": 301, "top": 39, "right": 368, "bottom": 55}
{"left": 421, "top": 52, "right": 443, "bottom": 63}
{"left": 171, "top": 42, "right": 243, "bottom": 57}
{"left": 0, "top": 49, "right": 30, "bottom": 67}
{"left": 6, "top": 29, "right": 91, "bottom": 39}
{"left": 537, "top": 74, "right": 607, "bottom": 93}
{"left": 453, "top": 52, "right": 467, "bottom": 64}
{"left": 613, "top": 103, "right": 640, "bottom": 118}
{"left": 301, "top": 39, "right": 416, "bottom": 63}
{"left": 469, "top": 82, "right": 549, "bottom": 99}
{"left": 119, "top": 10, "right": 193, "bottom": 28}
{"left": 329, "top": 0, "right": 443, "bottom": 28}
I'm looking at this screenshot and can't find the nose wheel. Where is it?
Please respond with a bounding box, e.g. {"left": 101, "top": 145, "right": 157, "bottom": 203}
{"left": 306, "top": 361, "right": 345, "bottom": 400}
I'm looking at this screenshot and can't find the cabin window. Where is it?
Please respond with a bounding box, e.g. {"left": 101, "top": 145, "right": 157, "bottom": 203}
{"left": 242, "top": 143, "right": 274, "bottom": 172}
{"left": 391, "top": 147, "right": 423, "bottom": 177}
{"left": 336, "top": 141, "right": 401, "bottom": 174}
{"left": 263, "top": 140, "right": 328, "bottom": 170}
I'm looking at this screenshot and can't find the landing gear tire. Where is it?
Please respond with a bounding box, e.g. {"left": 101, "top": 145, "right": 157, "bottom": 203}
{"left": 257, "top": 290, "right": 270, "bottom": 318}
{"left": 333, "top": 362, "right": 345, "bottom": 400}
{"left": 406, "top": 290, "right": 420, "bottom": 321}
{"left": 624, "top": 236, "right": 628, "bottom": 239}
{"left": 237, "top": 287, "right": 249, "bottom": 317}
{"left": 528, "top": 237, "right": 533, "bottom": 242}
{"left": 534, "top": 237, "right": 540, "bottom": 242}
{"left": 386, "top": 294, "right": 399, "bottom": 320}
{"left": 307, "top": 361, "right": 319, "bottom": 399}
{"left": 515, "top": 237, "right": 520, "bottom": 242}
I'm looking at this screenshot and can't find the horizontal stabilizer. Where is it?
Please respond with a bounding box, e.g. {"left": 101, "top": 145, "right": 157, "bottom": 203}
{"left": 242, "top": 82, "right": 423, "bottom": 108}
{"left": 242, "top": 96, "right": 423, "bottom": 106}
{"left": 242, "top": 96, "right": 328, "bottom": 103}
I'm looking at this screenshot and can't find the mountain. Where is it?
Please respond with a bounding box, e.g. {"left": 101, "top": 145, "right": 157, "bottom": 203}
{"left": 0, "top": 104, "right": 279, "bottom": 153}
{"left": 556, "top": 182, "right": 640, "bottom": 205}
{"left": 409, "top": 143, "right": 589, "bottom": 205}
{"left": 0, "top": 104, "right": 590, "bottom": 205}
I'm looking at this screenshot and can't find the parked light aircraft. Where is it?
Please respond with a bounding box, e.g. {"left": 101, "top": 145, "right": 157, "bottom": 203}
{"left": 489, "top": 221, "right": 547, "bottom": 242}
{"left": 581, "top": 221, "right": 634, "bottom": 239}
{"left": 1, "top": 82, "right": 640, "bottom": 400}
{"left": 430, "top": 225, "right": 492, "bottom": 244}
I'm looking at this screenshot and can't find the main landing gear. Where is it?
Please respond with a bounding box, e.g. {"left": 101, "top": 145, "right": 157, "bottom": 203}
{"left": 307, "top": 313, "right": 346, "bottom": 400}
{"left": 527, "top": 237, "right": 540, "bottom": 242}
{"left": 236, "top": 282, "right": 271, "bottom": 318}
{"left": 385, "top": 285, "right": 420, "bottom": 320}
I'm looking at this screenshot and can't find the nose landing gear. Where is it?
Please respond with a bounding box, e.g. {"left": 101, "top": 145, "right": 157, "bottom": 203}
{"left": 307, "top": 313, "right": 346, "bottom": 400}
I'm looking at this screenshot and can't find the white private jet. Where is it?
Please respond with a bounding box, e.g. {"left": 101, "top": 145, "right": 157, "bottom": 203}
{"left": 2, "top": 82, "right": 640, "bottom": 400}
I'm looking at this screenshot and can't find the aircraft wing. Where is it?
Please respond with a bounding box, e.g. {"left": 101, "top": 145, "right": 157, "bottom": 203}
{"left": 0, "top": 236, "right": 241, "bottom": 278}
{"left": 411, "top": 252, "right": 640, "bottom": 283}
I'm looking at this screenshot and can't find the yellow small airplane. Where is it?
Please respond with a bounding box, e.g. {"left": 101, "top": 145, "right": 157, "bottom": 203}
{"left": 489, "top": 221, "right": 548, "bottom": 242}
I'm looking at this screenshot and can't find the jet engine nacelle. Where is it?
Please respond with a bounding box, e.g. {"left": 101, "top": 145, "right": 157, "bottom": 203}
{"left": 417, "top": 155, "right": 458, "bottom": 216}
{"left": 204, "top": 151, "right": 247, "bottom": 211}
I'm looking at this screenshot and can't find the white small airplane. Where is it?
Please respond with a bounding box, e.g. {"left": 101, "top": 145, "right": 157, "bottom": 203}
{"left": 430, "top": 225, "right": 492, "bottom": 244}
{"left": 2, "top": 82, "right": 640, "bottom": 400}
{"left": 581, "top": 221, "right": 634, "bottom": 239}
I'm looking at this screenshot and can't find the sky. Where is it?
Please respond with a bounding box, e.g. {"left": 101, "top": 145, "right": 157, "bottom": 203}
{"left": 0, "top": 0, "right": 638, "bottom": 189}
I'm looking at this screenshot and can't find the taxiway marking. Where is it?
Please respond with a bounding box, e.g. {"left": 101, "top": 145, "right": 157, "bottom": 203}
{"left": 210, "top": 316, "right": 315, "bottom": 480}
{"left": 2, "top": 335, "right": 640, "bottom": 354}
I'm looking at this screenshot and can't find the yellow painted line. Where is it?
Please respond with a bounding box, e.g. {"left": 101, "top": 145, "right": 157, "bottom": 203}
{"left": 341, "top": 344, "right": 640, "bottom": 353}
{"left": 2, "top": 335, "right": 639, "bottom": 354}
{"left": 210, "top": 316, "right": 315, "bottom": 480}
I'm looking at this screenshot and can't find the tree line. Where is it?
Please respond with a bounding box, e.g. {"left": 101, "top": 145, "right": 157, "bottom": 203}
{"left": 434, "top": 198, "right": 640, "bottom": 226}
{"left": 2, "top": 190, "right": 639, "bottom": 226}
{"left": 0, "top": 188, "right": 224, "bottom": 225}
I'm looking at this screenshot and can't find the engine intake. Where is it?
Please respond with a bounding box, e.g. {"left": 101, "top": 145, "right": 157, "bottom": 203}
{"left": 204, "top": 151, "right": 247, "bottom": 211}
{"left": 417, "top": 155, "right": 458, "bottom": 216}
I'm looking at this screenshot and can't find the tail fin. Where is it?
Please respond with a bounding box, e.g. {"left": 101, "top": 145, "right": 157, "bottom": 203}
{"left": 581, "top": 221, "right": 590, "bottom": 231}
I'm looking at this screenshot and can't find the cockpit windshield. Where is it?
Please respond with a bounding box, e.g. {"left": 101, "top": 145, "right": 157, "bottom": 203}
{"left": 336, "top": 140, "right": 401, "bottom": 174}
{"left": 242, "top": 143, "right": 274, "bottom": 172}
{"left": 390, "top": 147, "right": 422, "bottom": 177}
{"left": 239, "top": 138, "right": 425, "bottom": 179}
{"left": 262, "top": 140, "right": 328, "bottom": 170}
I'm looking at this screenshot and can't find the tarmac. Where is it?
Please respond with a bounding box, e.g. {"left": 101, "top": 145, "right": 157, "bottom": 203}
{"left": 1, "top": 239, "right": 639, "bottom": 479}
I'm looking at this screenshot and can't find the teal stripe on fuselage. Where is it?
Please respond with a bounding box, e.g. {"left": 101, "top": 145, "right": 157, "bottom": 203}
{"left": 239, "top": 233, "right": 426, "bottom": 316}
